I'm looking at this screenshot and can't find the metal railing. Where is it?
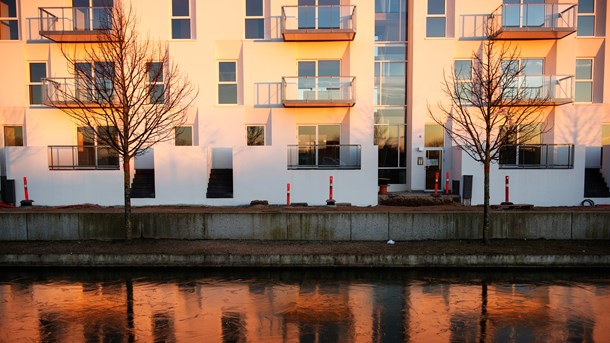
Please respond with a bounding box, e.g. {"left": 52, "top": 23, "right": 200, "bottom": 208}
{"left": 39, "top": 6, "right": 113, "bottom": 33}
{"left": 43, "top": 77, "right": 115, "bottom": 106}
{"left": 504, "top": 75, "right": 574, "bottom": 102}
{"left": 494, "top": 3, "right": 577, "bottom": 31}
{"left": 282, "top": 76, "right": 355, "bottom": 103}
{"left": 48, "top": 145, "right": 119, "bottom": 170}
{"left": 281, "top": 5, "right": 356, "bottom": 32}
{"left": 287, "top": 144, "right": 361, "bottom": 170}
{"left": 499, "top": 144, "right": 574, "bottom": 169}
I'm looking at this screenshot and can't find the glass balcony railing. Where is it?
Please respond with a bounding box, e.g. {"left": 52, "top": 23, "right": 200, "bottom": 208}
{"left": 281, "top": 5, "right": 356, "bottom": 41}
{"left": 48, "top": 145, "right": 119, "bottom": 170}
{"left": 499, "top": 144, "right": 574, "bottom": 169}
{"left": 461, "top": 3, "right": 577, "bottom": 40}
{"left": 39, "top": 6, "right": 115, "bottom": 42}
{"left": 282, "top": 76, "right": 355, "bottom": 107}
{"left": 43, "top": 77, "right": 116, "bottom": 108}
{"left": 503, "top": 75, "right": 574, "bottom": 105}
{"left": 287, "top": 144, "right": 361, "bottom": 170}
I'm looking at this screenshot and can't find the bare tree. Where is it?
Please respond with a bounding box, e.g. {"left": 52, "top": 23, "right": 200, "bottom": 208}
{"left": 45, "top": 1, "right": 196, "bottom": 239}
{"left": 429, "top": 27, "right": 551, "bottom": 242}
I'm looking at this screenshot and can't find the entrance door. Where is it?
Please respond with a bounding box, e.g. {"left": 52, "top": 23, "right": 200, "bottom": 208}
{"left": 425, "top": 150, "right": 442, "bottom": 190}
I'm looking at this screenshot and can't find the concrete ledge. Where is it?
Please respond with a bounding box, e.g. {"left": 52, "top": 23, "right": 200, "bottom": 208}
{"left": 1, "top": 253, "right": 609, "bottom": 268}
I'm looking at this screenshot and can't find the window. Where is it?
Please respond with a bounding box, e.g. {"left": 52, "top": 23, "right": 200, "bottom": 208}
{"left": 0, "top": 0, "right": 18, "bottom": 40}
{"left": 147, "top": 62, "right": 164, "bottom": 104}
{"left": 577, "top": 0, "right": 594, "bottom": 37}
{"left": 76, "top": 126, "right": 119, "bottom": 168}
{"left": 172, "top": 0, "right": 191, "bottom": 39}
{"left": 246, "top": 125, "right": 264, "bottom": 146}
{"left": 245, "top": 0, "right": 264, "bottom": 39}
{"left": 502, "top": 58, "right": 544, "bottom": 99}
{"left": 3, "top": 126, "right": 23, "bottom": 146}
{"left": 375, "top": 61, "right": 405, "bottom": 105}
{"left": 218, "top": 61, "right": 237, "bottom": 104}
{"left": 298, "top": 60, "right": 340, "bottom": 101}
{"left": 75, "top": 61, "right": 115, "bottom": 102}
{"left": 297, "top": 124, "right": 341, "bottom": 167}
{"left": 425, "top": 124, "right": 444, "bottom": 147}
{"left": 426, "top": 0, "right": 445, "bottom": 38}
{"left": 175, "top": 126, "right": 192, "bottom": 146}
{"left": 72, "top": 0, "right": 114, "bottom": 31}
{"left": 29, "top": 63, "right": 47, "bottom": 105}
{"left": 375, "top": 0, "right": 407, "bottom": 41}
{"left": 454, "top": 60, "right": 472, "bottom": 103}
{"left": 575, "top": 58, "right": 593, "bottom": 102}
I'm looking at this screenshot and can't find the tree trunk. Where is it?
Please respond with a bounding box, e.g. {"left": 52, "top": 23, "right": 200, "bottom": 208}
{"left": 123, "top": 159, "right": 133, "bottom": 240}
{"left": 483, "top": 161, "right": 490, "bottom": 243}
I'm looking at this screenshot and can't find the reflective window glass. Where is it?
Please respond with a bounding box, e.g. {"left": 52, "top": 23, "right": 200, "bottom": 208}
{"left": 425, "top": 124, "right": 444, "bottom": 147}
{"left": 4, "top": 125, "right": 23, "bottom": 146}
{"left": 246, "top": 0, "right": 262, "bottom": 16}
{"left": 454, "top": 60, "right": 472, "bottom": 80}
{"left": 576, "top": 59, "right": 592, "bottom": 79}
{"left": 219, "top": 62, "right": 236, "bottom": 82}
{"left": 577, "top": 16, "right": 594, "bottom": 36}
{"left": 175, "top": 126, "right": 193, "bottom": 146}
{"left": 172, "top": 0, "right": 189, "bottom": 16}
{"left": 428, "top": 0, "right": 445, "bottom": 15}
{"left": 426, "top": 17, "right": 446, "bottom": 37}
{"left": 578, "top": 0, "right": 594, "bottom": 13}
{"left": 247, "top": 125, "right": 264, "bottom": 146}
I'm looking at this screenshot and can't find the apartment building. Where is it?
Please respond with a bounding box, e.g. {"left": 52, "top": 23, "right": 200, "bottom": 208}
{"left": 0, "top": 0, "right": 608, "bottom": 207}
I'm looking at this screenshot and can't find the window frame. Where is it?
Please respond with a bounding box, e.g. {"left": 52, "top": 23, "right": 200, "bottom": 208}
{"left": 575, "top": 58, "right": 593, "bottom": 103}
{"left": 146, "top": 61, "right": 165, "bottom": 104}
{"left": 577, "top": 0, "right": 595, "bottom": 37}
{"left": 426, "top": 0, "right": 446, "bottom": 38}
{"left": 218, "top": 61, "right": 238, "bottom": 105}
{"left": 28, "top": 62, "right": 47, "bottom": 106}
{"left": 3, "top": 125, "right": 23, "bottom": 147}
{"left": 454, "top": 59, "right": 473, "bottom": 104}
{"left": 174, "top": 126, "right": 193, "bottom": 146}
{"left": 246, "top": 125, "right": 265, "bottom": 146}
{"left": 0, "top": 0, "right": 19, "bottom": 40}
{"left": 171, "top": 0, "right": 192, "bottom": 40}
{"left": 245, "top": 0, "right": 264, "bottom": 39}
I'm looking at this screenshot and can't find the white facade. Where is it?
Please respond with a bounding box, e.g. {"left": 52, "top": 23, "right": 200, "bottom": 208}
{"left": 0, "top": 0, "right": 609, "bottom": 207}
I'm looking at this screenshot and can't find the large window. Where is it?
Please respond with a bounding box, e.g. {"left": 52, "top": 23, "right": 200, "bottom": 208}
{"left": 29, "top": 62, "right": 47, "bottom": 105}
{"left": 426, "top": 0, "right": 446, "bottom": 38}
{"left": 375, "top": 62, "right": 405, "bottom": 106}
{"left": 76, "top": 126, "right": 119, "bottom": 168}
{"left": 575, "top": 58, "right": 593, "bottom": 103}
{"left": 375, "top": 0, "right": 407, "bottom": 41}
{"left": 298, "top": 60, "right": 340, "bottom": 100}
{"left": 75, "top": 61, "right": 115, "bottom": 102}
{"left": 172, "top": 0, "right": 191, "bottom": 39}
{"left": 218, "top": 61, "right": 237, "bottom": 104}
{"left": 577, "top": 0, "right": 595, "bottom": 37}
{"left": 245, "top": 0, "right": 264, "bottom": 39}
{"left": 72, "top": 0, "right": 114, "bottom": 31}
{"left": 3, "top": 126, "right": 23, "bottom": 146}
{"left": 246, "top": 125, "right": 264, "bottom": 146}
{"left": 175, "top": 126, "right": 193, "bottom": 146}
{"left": 147, "top": 62, "right": 164, "bottom": 104}
{"left": 0, "top": 0, "right": 18, "bottom": 40}
{"left": 454, "top": 60, "right": 472, "bottom": 103}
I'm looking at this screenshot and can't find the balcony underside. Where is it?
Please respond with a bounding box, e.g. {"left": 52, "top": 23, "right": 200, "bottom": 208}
{"left": 283, "top": 99, "right": 355, "bottom": 107}
{"left": 492, "top": 27, "right": 576, "bottom": 40}
{"left": 39, "top": 30, "right": 115, "bottom": 43}
{"left": 42, "top": 100, "right": 117, "bottom": 108}
{"left": 282, "top": 29, "right": 356, "bottom": 41}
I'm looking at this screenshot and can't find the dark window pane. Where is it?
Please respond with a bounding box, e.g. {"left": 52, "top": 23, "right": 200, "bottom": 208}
{"left": 426, "top": 17, "right": 445, "bottom": 37}
{"left": 172, "top": 19, "right": 191, "bottom": 39}
{"left": 0, "top": 20, "right": 18, "bottom": 40}
{"left": 219, "top": 62, "right": 236, "bottom": 81}
{"left": 428, "top": 0, "right": 445, "bottom": 15}
{"left": 29, "top": 85, "right": 43, "bottom": 105}
{"left": 172, "top": 0, "right": 189, "bottom": 16}
{"left": 4, "top": 126, "right": 23, "bottom": 146}
{"left": 218, "top": 84, "right": 237, "bottom": 104}
{"left": 30, "top": 63, "right": 46, "bottom": 82}
{"left": 246, "top": 0, "right": 263, "bottom": 16}
{"left": 0, "top": 0, "right": 17, "bottom": 17}
{"left": 175, "top": 126, "right": 193, "bottom": 146}
{"left": 454, "top": 60, "right": 472, "bottom": 80}
{"left": 577, "top": 16, "right": 594, "bottom": 36}
{"left": 247, "top": 126, "right": 265, "bottom": 146}
{"left": 318, "top": 60, "right": 340, "bottom": 77}
{"left": 147, "top": 62, "right": 163, "bottom": 82}
{"left": 72, "top": 0, "right": 89, "bottom": 7}
{"left": 378, "top": 169, "right": 406, "bottom": 184}
{"left": 578, "top": 0, "right": 594, "bottom": 13}
{"left": 149, "top": 84, "right": 165, "bottom": 104}
{"left": 245, "top": 18, "right": 264, "bottom": 39}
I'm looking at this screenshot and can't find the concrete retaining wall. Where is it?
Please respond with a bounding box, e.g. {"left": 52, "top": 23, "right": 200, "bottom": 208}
{"left": 0, "top": 211, "right": 608, "bottom": 241}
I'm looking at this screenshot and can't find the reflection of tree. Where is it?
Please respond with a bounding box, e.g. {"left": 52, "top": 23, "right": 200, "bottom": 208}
{"left": 222, "top": 312, "right": 246, "bottom": 343}
{"left": 480, "top": 280, "right": 488, "bottom": 343}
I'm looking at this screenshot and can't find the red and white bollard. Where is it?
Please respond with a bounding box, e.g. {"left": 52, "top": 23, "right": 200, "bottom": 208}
{"left": 434, "top": 172, "right": 439, "bottom": 195}
{"left": 502, "top": 175, "right": 513, "bottom": 205}
{"left": 445, "top": 171, "right": 450, "bottom": 195}
{"left": 21, "top": 176, "right": 33, "bottom": 206}
{"left": 287, "top": 183, "right": 291, "bottom": 207}
{"left": 326, "top": 176, "right": 336, "bottom": 206}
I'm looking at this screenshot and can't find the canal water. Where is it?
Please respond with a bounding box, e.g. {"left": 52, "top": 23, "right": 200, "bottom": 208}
{"left": 1, "top": 268, "right": 609, "bottom": 342}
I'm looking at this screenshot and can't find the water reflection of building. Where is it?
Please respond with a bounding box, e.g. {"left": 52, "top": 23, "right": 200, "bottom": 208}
{"left": 0, "top": 275, "right": 609, "bottom": 342}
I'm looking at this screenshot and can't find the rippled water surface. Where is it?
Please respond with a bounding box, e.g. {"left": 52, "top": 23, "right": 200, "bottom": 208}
{"left": 1, "top": 269, "right": 609, "bottom": 342}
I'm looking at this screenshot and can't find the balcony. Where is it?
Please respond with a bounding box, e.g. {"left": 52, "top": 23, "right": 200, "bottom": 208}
{"left": 461, "top": 3, "right": 576, "bottom": 40}
{"left": 43, "top": 77, "right": 117, "bottom": 108}
{"left": 504, "top": 75, "right": 574, "bottom": 106}
{"left": 282, "top": 76, "right": 355, "bottom": 107}
{"left": 48, "top": 145, "right": 119, "bottom": 170}
{"left": 287, "top": 144, "right": 361, "bottom": 170}
{"left": 39, "top": 6, "right": 115, "bottom": 43}
{"left": 499, "top": 144, "right": 574, "bottom": 169}
{"left": 281, "top": 5, "right": 356, "bottom": 41}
